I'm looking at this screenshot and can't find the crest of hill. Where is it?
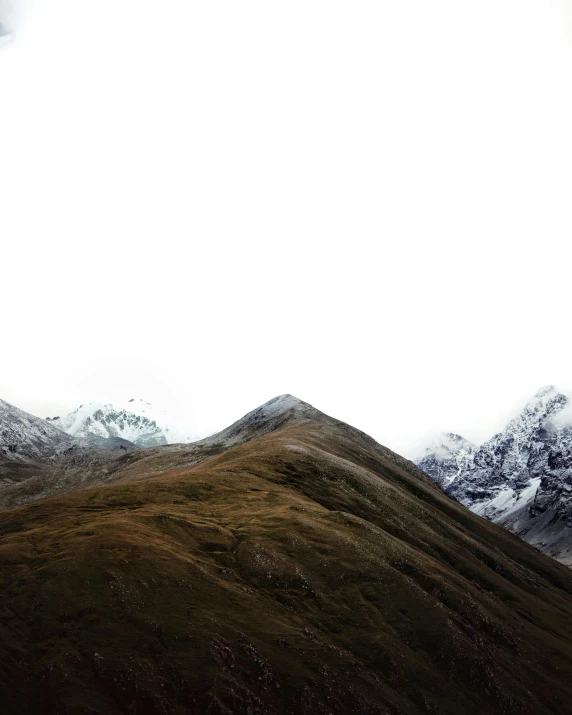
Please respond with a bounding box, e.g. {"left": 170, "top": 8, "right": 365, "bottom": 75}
{"left": 199, "top": 394, "right": 325, "bottom": 447}
{"left": 0, "top": 394, "right": 434, "bottom": 510}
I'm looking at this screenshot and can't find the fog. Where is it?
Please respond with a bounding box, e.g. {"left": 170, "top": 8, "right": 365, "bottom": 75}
{"left": 2, "top": 1, "right": 572, "bottom": 457}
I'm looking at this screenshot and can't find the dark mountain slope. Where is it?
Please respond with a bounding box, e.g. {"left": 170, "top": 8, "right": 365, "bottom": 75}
{"left": 2, "top": 398, "right": 572, "bottom": 714}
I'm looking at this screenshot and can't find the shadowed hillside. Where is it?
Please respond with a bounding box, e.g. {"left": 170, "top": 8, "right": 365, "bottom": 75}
{"left": 2, "top": 397, "right": 572, "bottom": 714}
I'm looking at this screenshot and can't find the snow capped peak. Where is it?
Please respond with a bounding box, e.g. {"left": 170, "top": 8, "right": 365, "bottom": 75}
{"left": 530, "top": 384, "right": 566, "bottom": 408}
{"left": 533, "top": 385, "right": 557, "bottom": 397}
{"left": 416, "top": 385, "right": 572, "bottom": 564}
{"left": 515, "top": 385, "right": 567, "bottom": 423}
{"left": 418, "top": 432, "right": 477, "bottom": 487}
{"left": 54, "top": 401, "right": 167, "bottom": 448}
{"left": 423, "top": 432, "right": 477, "bottom": 457}
{"left": 496, "top": 386, "right": 568, "bottom": 446}
{"left": 54, "top": 399, "right": 202, "bottom": 448}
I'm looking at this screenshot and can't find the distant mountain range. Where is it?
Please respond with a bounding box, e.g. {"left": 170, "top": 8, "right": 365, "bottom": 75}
{"left": 417, "top": 385, "right": 572, "bottom": 566}
{"left": 46, "top": 398, "right": 201, "bottom": 448}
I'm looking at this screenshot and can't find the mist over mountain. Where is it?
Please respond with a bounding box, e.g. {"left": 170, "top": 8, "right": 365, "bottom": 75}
{"left": 47, "top": 398, "right": 203, "bottom": 449}
{"left": 418, "top": 386, "right": 572, "bottom": 566}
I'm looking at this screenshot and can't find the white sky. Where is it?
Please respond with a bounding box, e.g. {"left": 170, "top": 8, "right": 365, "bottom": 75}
{"left": 2, "top": 1, "right": 572, "bottom": 458}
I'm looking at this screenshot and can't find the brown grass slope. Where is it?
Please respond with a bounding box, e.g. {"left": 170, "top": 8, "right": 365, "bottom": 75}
{"left": 2, "top": 399, "right": 572, "bottom": 714}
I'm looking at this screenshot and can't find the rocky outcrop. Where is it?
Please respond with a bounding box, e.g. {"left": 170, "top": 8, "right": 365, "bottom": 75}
{"left": 417, "top": 386, "right": 572, "bottom": 566}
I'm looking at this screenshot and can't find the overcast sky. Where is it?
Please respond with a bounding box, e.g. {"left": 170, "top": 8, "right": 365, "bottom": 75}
{"left": 2, "top": 1, "right": 572, "bottom": 458}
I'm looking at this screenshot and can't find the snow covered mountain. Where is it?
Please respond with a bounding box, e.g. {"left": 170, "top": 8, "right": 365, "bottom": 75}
{"left": 417, "top": 386, "right": 572, "bottom": 566}
{"left": 49, "top": 398, "right": 200, "bottom": 448}
{"left": 417, "top": 433, "right": 477, "bottom": 488}
{"left": 0, "top": 397, "right": 74, "bottom": 462}
{"left": 0, "top": 397, "right": 136, "bottom": 493}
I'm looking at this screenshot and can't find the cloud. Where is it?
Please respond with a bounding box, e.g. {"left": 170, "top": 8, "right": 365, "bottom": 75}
{"left": 0, "top": 0, "right": 31, "bottom": 46}
{"left": 0, "top": 0, "right": 14, "bottom": 26}
{"left": 0, "top": 2, "right": 14, "bottom": 48}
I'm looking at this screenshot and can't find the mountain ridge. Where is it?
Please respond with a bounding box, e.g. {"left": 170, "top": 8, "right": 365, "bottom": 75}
{"left": 2, "top": 393, "right": 572, "bottom": 711}
{"left": 417, "top": 385, "right": 572, "bottom": 565}
{"left": 49, "top": 397, "right": 201, "bottom": 448}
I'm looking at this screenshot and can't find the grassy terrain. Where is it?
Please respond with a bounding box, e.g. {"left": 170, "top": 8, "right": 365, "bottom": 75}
{"left": 2, "top": 411, "right": 572, "bottom": 713}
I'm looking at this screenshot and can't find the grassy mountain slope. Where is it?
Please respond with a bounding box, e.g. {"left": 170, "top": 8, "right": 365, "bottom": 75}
{"left": 2, "top": 400, "right": 572, "bottom": 714}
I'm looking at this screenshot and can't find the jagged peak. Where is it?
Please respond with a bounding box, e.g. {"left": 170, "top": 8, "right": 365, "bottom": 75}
{"left": 506, "top": 385, "right": 568, "bottom": 433}
{"left": 55, "top": 400, "right": 169, "bottom": 448}
{"left": 419, "top": 432, "right": 477, "bottom": 463}
{"left": 534, "top": 384, "right": 559, "bottom": 397}
{"left": 526, "top": 384, "right": 566, "bottom": 407}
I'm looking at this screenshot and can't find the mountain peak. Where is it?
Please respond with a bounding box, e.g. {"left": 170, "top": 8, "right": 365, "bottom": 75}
{"left": 259, "top": 394, "right": 311, "bottom": 411}
{"left": 243, "top": 394, "right": 320, "bottom": 421}
{"left": 509, "top": 385, "right": 568, "bottom": 432}
{"left": 417, "top": 384, "right": 572, "bottom": 564}
{"left": 53, "top": 399, "right": 203, "bottom": 448}
{"left": 417, "top": 432, "right": 477, "bottom": 487}
{"left": 527, "top": 384, "right": 566, "bottom": 405}
{"left": 200, "top": 394, "right": 322, "bottom": 448}
{"left": 54, "top": 401, "right": 168, "bottom": 448}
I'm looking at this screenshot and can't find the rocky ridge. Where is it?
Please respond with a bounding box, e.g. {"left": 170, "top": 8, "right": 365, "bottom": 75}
{"left": 417, "top": 386, "right": 572, "bottom": 565}
{"left": 49, "top": 398, "right": 200, "bottom": 448}
{"left": 0, "top": 397, "right": 74, "bottom": 462}
{"left": 0, "top": 398, "right": 136, "bottom": 493}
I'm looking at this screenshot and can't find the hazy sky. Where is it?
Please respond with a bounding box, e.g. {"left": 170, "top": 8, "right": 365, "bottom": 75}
{"left": 2, "top": 1, "right": 572, "bottom": 457}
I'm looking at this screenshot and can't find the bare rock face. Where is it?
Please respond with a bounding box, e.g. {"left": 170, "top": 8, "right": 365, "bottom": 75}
{"left": 417, "top": 386, "right": 572, "bottom": 565}
{"left": 417, "top": 432, "right": 477, "bottom": 488}
{"left": 0, "top": 397, "right": 75, "bottom": 462}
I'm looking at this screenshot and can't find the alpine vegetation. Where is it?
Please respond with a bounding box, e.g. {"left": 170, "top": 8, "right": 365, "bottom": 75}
{"left": 2, "top": 394, "right": 572, "bottom": 713}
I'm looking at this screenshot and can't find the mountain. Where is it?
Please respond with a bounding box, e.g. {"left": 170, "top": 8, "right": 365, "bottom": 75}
{"left": 0, "top": 396, "right": 320, "bottom": 510}
{"left": 417, "top": 432, "right": 477, "bottom": 488}
{"left": 2, "top": 395, "right": 572, "bottom": 713}
{"left": 417, "top": 386, "right": 572, "bottom": 565}
{"left": 0, "top": 397, "right": 137, "bottom": 503}
{"left": 49, "top": 398, "right": 200, "bottom": 448}
{"left": 198, "top": 393, "right": 321, "bottom": 447}
{"left": 0, "top": 397, "right": 74, "bottom": 462}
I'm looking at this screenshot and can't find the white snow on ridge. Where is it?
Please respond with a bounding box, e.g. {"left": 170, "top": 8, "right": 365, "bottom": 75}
{"left": 0, "top": 397, "right": 73, "bottom": 461}
{"left": 52, "top": 398, "right": 203, "bottom": 448}
{"left": 472, "top": 478, "right": 541, "bottom": 520}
